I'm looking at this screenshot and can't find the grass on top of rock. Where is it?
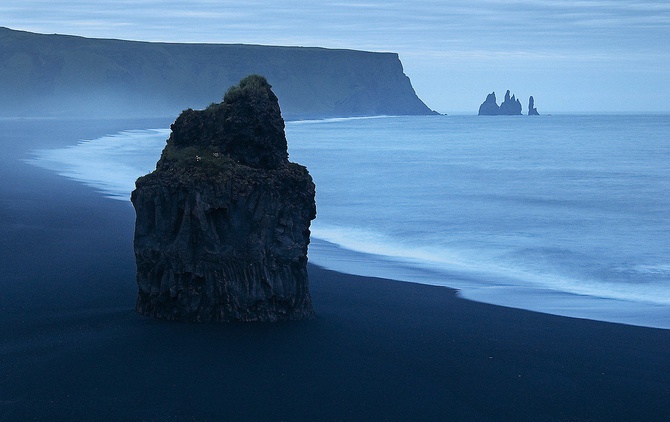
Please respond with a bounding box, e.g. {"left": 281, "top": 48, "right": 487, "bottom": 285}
{"left": 223, "top": 74, "right": 273, "bottom": 104}
{"left": 150, "top": 74, "right": 281, "bottom": 179}
{"left": 137, "top": 146, "right": 240, "bottom": 186}
{"left": 157, "top": 144, "right": 237, "bottom": 175}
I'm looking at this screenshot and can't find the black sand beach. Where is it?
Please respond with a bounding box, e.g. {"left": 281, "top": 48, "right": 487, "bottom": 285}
{"left": 1, "top": 119, "right": 669, "bottom": 421}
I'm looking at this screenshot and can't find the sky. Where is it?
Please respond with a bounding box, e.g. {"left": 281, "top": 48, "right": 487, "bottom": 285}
{"left": 2, "top": 0, "right": 670, "bottom": 113}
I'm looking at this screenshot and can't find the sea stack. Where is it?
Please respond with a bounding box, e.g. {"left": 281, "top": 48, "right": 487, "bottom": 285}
{"left": 478, "top": 90, "right": 523, "bottom": 115}
{"left": 131, "top": 75, "right": 316, "bottom": 322}
{"left": 478, "top": 92, "right": 500, "bottom": 115}
{"left": 528, "top": 96, "right": 540, "bottom": 115}
{"left": 499, "top": 90, "right": 522, "bottom": 115}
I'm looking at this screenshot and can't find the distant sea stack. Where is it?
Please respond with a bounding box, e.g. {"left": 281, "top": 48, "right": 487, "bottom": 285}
{"left": 478, "top": 90, "right": 532, "bottom": 116}
{"left": 499, "top": 90, "right": 522, "bottom": 115}
{"left": 0, "top": 27, "right": 435, "bottom": 119}
{"left": 478, "top": 92, "right": 500, "bottom": 115}
{"left": 131, "top": 75, "right": 316, "bottom": 322}
{"left": 528, "top": 96, "right": 540, "bottom": 115}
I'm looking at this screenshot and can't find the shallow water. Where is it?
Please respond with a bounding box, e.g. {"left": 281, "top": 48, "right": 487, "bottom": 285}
{"left": 27, "top": 114, "right": 670, "bottom": 328}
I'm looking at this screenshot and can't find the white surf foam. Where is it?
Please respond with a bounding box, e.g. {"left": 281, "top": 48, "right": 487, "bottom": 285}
{"left": 287, "top": 115, "right": 393, "bottom": 125}
{"left": 311, "top": 223, "right": 670, "bottom": 308}
{"left": 27, "top": 129, "right": 168, "bottom": 200}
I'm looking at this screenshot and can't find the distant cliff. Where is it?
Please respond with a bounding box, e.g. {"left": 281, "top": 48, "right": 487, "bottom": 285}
{"left": 131, "top": 75, "right": 316, "bottom": 322}
{"left": 0, "top": 27, "right": 435, "bottom": 119}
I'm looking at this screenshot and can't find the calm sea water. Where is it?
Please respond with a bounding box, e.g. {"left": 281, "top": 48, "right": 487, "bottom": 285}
{"left": 29, "top": 115, "right": 670, "bottom": 328}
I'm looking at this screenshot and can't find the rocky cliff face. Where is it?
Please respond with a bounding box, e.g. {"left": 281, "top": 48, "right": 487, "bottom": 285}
{"left": 131, "top": 75, "right": 316, "bottom": 322}
{"left": 0, "top": 27, "right": 435, "bottom": 119}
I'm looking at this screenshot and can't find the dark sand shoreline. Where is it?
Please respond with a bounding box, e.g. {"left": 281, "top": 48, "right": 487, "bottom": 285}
{"left": 1, "top": 120, "right": 669, "bottom": 421}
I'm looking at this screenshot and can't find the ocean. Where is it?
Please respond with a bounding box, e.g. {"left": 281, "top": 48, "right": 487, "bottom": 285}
{"left": 28, "top": 114, "right": 670, "bottom": 329}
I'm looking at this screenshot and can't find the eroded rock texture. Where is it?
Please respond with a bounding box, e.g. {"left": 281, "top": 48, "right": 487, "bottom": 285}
{"left": 131, "top": 75, "right": 316, "bottom": 322}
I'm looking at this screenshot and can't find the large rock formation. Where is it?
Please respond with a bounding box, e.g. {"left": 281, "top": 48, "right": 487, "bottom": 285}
{"left": 131, "top": 75, "right": 316, "bottom": 322}
{"left": 478, "top": 92, "right": 500, "bottom": 115}
{"left": 478, "top": 90, "right": 525, "bottom": 115}
{"left": 528, "top": 96, "right": 540, "bottom": 115}
{"left": 499, "top": 90, "right": 522, "bottom": 115}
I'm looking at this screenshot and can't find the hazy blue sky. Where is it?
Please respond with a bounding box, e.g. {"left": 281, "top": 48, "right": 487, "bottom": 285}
{"left": 3, "top": 0, "right": 670, "bottom": 113}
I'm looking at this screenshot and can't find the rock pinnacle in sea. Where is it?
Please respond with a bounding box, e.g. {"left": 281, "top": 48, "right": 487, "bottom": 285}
{"left": 131, "top": 75, "right": 316, "bottom": 322}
